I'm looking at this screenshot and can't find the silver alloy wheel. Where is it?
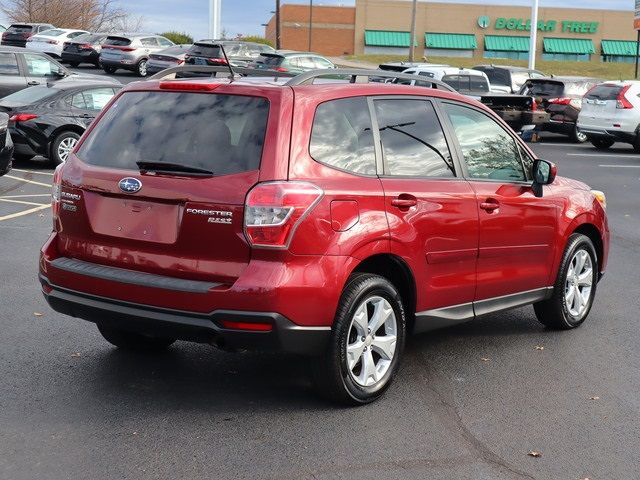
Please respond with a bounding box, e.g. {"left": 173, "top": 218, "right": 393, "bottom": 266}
{"left": 576, "top": 130, "right": 588, "bottom": 143}
{"left": 57, "top": 137, "right": 77, "bottom": 163}
{"left": 346, "top": 295, "right": 397, "bottom": 387}
{"left": 138, "top": 60, "right": 147, "bottom": 76}
{"left": 564, "top": 249, "right": 593, "bottom": 317}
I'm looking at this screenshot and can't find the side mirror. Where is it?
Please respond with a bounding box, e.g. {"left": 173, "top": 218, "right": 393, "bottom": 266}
{"left": 531, "top": 159, "right": 557, "bottom": 197}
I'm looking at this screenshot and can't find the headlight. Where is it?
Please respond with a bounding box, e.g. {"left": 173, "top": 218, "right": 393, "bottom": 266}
{"left": 591, "top": 190, "right": 606, "bottom": 210}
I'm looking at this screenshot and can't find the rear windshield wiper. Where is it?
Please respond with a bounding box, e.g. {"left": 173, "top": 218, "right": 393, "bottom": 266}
{"left": 136, "top": 161, "right": 214, "bottom": 177}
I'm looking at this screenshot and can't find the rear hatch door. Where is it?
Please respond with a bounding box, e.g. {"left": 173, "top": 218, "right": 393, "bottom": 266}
{"left": 58, "top": 85, "right": 281, "bottom": 284}
{"left": 101, "top": 36, "right": 132, "bottom": 62}
{"left": 185, "top": 42, "right": 225, "bottom": 66}
{"left": 3, "top": 24, "right": 33, "bottom": 44}
{"left": 581, "top": 84, "right": 623, "bottom": 127}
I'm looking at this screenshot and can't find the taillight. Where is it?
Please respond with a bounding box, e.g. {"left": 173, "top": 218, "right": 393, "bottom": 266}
{"left": 617, "top": 85, "right": 633, "bottom": 109}
{"left": 208, "top": 57, "right": 226, "bottom": 64}
{"left": 548, "top": 97, "right": 572, "bottom": 105}
{"left": 531, "top": 99, "right": 537, "bottom": 111}
{"left": 274, "top": 67, "right": 288, "bottom": 72}
{"left": 51, "top": 165, "right": 63, "bottom": 231}
{"left": 220, "top": 320, "right": 273, "bottom": 332}
{"left": 244, "top": 181, "right": 323, "bottom": 249}
{"left": 47, "top": 39, "right": 58, "bottom": 45}
{"left": 159, "top": 82, "right": 221, "bottom": 91}
{"left": 10, "top": 113, "right": 38, "bottom": 122}
{"left": 79, "top": 43, "right": 92, "bottom": 50}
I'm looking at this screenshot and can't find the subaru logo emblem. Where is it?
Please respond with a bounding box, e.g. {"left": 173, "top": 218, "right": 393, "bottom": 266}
{"left": 118, "top": 177, "right": 142, "bottom": 194}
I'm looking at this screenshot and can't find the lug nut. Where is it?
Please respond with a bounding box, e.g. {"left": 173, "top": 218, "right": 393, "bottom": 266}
{"left": 361, "top": 336, "right": 366, "bottom": 341}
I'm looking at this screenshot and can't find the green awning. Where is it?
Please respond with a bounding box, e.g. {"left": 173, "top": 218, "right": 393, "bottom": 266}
{"left": 543, "top": 38, "right": 595, "bottom": 54}
{"left": 601, "top": 40, "right": 639, "bottom": 56}
{"left": 364, "top": 30, "right": 412, "bottom": 47}
{"left": 425, "top": 33, "right": 477, "bottom": 50}
{"left": 485, "top": 35, "right": 530, "bottom": 52}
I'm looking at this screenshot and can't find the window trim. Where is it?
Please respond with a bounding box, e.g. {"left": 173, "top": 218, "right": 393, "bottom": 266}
{"left": 371, "top": 95, "right": 461, "bottom": 180}
{"left": 436, "top": 99, "right": 534, "bottom": 185}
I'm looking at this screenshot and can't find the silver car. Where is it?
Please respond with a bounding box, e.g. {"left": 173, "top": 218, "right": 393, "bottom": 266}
{"left": 146, "top": 44, "right": 192, "bottom": 76}
{"left": 99, "top": 33, "right": 174, "bottom": 77}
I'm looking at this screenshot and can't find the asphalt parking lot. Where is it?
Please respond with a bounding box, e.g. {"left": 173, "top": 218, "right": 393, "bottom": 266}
{"left": 1, "top": 135, "right": 638, "bottom": 480}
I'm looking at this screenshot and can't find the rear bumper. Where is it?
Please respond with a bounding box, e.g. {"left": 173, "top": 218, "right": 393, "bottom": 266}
{"left": 577, "top": 126, "right": 637, "bottom": 143}
{"left": 40, "top": 274, "right": 331, "bottom": 355}
{"left": 1, "top": 39, "right": 27, "bottom": 47}
{"left": 62, "top": 51, "right": 99, "bottom": 64}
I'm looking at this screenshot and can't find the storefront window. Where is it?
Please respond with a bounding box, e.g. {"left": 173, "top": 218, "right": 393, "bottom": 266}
{"left": 542, "top": 53, "right": 591, "bottom": 62}
{"left": 602, "top": 55, "right": 637, "bottom": 64}
{"left": 483, "top": 51, "right": 529, "bottom": 60}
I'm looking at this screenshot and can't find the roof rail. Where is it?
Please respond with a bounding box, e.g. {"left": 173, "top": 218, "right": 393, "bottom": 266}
{"left": 147, "top": 65, "right": 456, "bottom": 92}
{"left": 285, "top": 68, "right": 456, "bottom": 92}
{"left": 147, "top": 65, "right": 296, "bottom": 81}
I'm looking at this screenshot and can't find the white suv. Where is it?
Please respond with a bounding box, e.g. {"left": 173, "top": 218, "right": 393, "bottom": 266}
{"left": 578, "top": 81, "right": 640, "bottom": 151}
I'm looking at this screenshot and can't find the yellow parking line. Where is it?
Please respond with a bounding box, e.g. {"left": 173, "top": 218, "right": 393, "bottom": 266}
{"left": 3, "top": 175, "right": 52, "bottom": 188}
{"left": 10, "top": 168, "right": 55, "bottom": 176}
{"left": 0, "top": 204, "right": 50, "bottom": 222}
{"left": 0, "top": 198, "right": 47, "bottom": 206}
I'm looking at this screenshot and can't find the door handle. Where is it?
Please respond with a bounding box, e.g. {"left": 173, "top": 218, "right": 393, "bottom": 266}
{"left": 27, "top": 81, "right": 40, "bottom": 86}
{"left": 78, "top": 113, "right": 92, "bottom": 118}
{"left": 479, "top": 199, "right": 500, "bottom": 212}
{"left": 391, "top": 195, "right": 417, "bottom": 209}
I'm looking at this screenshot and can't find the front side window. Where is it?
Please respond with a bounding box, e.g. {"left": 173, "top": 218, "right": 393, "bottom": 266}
{"left": 23, "top": 53, "right": 59, "bottom": 77}
{"left": 375, "top": 99, "right": 454, "bottom": 177}
{"left": 310, "top": 97, "right": 375, "bottom": 175}
{"left": 443, "top": 103, "right": 526, "bottom": 182}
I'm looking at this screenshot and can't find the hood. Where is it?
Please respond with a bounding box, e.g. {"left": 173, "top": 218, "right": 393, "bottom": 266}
{"left": 553, "top": 175, "right": 590, "bottom": 191}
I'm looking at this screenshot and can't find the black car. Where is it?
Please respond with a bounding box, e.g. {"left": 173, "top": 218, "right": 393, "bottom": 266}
{"left": 0, "top": 79, "right": 120, "bottom": 165}
{"left": 61, "top": 33, "right": 110, "bottom": 67}
{"left": 1, "top": 23, "right": 55, "bottom": 48}
{"left": 473, "top": 65, "right": 546, "bottom": 94}
{"left": 0, "top": 46, "right": 115, "bottom": 98}
{"left": 184, "top": 40, "right": 275, "bottom": 68}
{"left": 520, "top": 76, "right": 602, "bottom": 143}
{"left": 0, "top": 112, "right": 14, "bottom": 176}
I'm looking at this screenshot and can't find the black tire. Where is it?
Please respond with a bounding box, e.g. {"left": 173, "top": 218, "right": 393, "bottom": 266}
{"left": 534, "top": 233, "right": 598, "bottom": 330}
{"left": 50, "top": 131, "right": 81, "bottom": 166}
{"left": 633, "top": 135, "right": 640, "bottom": 153}
{"left": 590, "top": 138, "right": 614, "bottom": 150}
{"left": 97, "top": 324, "right": 176, "bottom": 352}
{"left": 68, "top": 62, "right": 79, "bottom": 68}
{"left": 136, "top": 58, "right": 148, "bottom": 77}
{"left": 570, "top": 126, "right": 588, "bottom": 143}
{"left": 312, "top": 273, "right": 406, "bottom": 405}
{"left": 102, "top": 65, "right": 117, "bottom": 74}
{"left": 13, "top": 153, "right": 35, "bottom": 162}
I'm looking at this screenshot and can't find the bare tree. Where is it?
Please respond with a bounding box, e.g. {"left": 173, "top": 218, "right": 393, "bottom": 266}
{"left": 0, "top": 0, "right": 145, "bottom": 32}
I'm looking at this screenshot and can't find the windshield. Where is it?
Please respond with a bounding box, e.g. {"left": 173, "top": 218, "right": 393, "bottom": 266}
{"left": 1, "top": 85, "right": 59, "bottom": 104}
{"left": 77, "top": 91, "right": 270, "bottom": 176}
{"left": 520, "top": 81, "right": 564, "bottom": 97}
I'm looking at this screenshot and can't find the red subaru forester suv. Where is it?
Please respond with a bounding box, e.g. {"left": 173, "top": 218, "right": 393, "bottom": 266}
{"left": 39, "top": 69, "right": 609, "bottom": 405}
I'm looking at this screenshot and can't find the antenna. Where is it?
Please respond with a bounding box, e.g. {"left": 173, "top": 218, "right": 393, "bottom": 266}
{"left": 220, "top": 44, "right": 235, "bottom": 79}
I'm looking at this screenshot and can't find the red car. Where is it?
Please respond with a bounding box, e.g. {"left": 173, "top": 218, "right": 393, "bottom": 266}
{"left": 39, "top": 69, "right": 610, "bottom": 405}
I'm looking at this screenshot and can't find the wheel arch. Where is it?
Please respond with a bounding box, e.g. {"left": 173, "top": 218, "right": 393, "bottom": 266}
{"left": 351, "top": 253, "right": 417, "bottom": 331}
{"left": 48, "top": 125, "right": 84, "bottom": 155}
{"left": 571, "top": 222, "right": 604, "bottom": 275}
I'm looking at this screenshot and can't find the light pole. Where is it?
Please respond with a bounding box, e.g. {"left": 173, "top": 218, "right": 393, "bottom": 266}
{"left": 528, "top": 0, "right": 539, "bottom": 70}
{"left": 209, "top": 0, "right": 221, "bottom": 39}
{"left": 308, "top": 0, "right": 313, "bottom": 51}
{"left": 409, "top": 0, "right": 417, "bottom": 62}
{"left": 276, "top": 0, "right": 281, "bottom": 49}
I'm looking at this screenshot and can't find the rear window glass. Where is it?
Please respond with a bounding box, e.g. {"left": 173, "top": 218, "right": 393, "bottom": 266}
{"left": 189, "top": 43, "right": 222, "bottom": 58}
{"left": 476, "top": 67, "right": 510, "bottom": 87}
{"left": 1, "top": 85, "right": 59, "bottom": 103}
{"left": 77, "top": 91, "right": 270, "bottom": 176}
{"left": 520, "top": 80, "right": 564, "bottom": 97}
{"left": 7, "top": 24, "right": 33, "bottom": 33}
{"left": 105, "top": 36, "right": 131, "bottom": 46}
{"left": 585, "top": 84, "right": 623, "bottom": 100}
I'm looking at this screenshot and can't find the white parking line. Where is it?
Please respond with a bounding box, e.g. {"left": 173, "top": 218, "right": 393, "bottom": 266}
{"left": 0, "top": 204, "right": 50, "bottom": 222}
{"left": 598, "top": 164, "right": 640, "bottom": 168}
{"left": 10, "top": 168, "right": 54, "bottom": 176}
{"left": 0, "top": 198, "right": 48, "bottom": 206}
{"left": 566, "top": 153, "right": 639, "bottom": 158}
{"left": 3, "top": 175, "right": 52, "bottom": 188}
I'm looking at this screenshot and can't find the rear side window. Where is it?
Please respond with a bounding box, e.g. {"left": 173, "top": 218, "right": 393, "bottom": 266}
{"left": 310, "top": 97, "right": 375, "bottom": 175}
{"left": 78, "top": 92, "right": 270, "bottom": 176}
{"left": 141, "top": 37, "right": 159, "bottom": 47}
{"left": 585, "top": 84, "right": 623, "bottom": 100}
{"left": 374, "top": 99, "right": 454, "bottom": 177}
{"left": 0, "top": 53, "right": 19, "bottom": 75}
{"left": 470, "top": 76, "right": 489, "bottom": 92}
